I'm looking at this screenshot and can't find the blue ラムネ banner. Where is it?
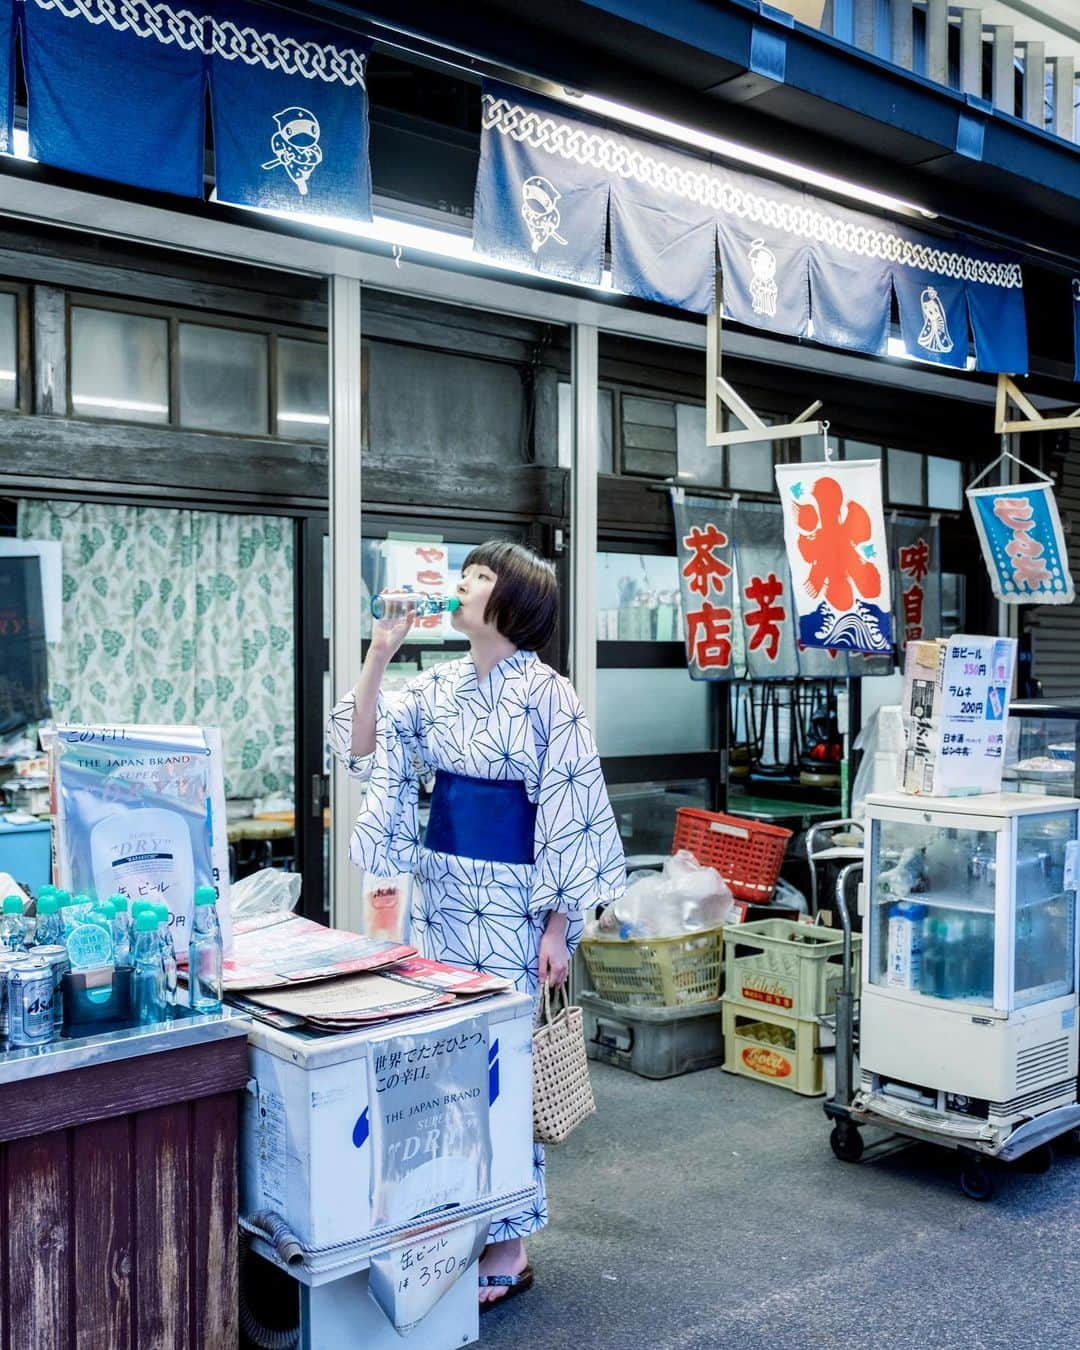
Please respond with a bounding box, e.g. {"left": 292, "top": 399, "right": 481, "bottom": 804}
{"left": 967, "top": 481, "right": 1075, "bottom": 606}
{"left": 0, "top": 0, "right": 15, "bottom": 156}
{"left": 21, "top": 0, "right": 372, "bottom": 219}
{"left": 24, "top": 0, "right": 207, "bottom": 197}
{"left": 1073, "top": 279, "right": 1080, "bottom": 384}
{"left": 208, "top": 1, "right": 371, "bottom": 220}
{"left": 475, "top": 81, "right": 1029, "bottom": 373}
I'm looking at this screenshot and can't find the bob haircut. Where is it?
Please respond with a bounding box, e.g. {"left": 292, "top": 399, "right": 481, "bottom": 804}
{"left": 461, "top": 540, "right": 558, "bottom": 652}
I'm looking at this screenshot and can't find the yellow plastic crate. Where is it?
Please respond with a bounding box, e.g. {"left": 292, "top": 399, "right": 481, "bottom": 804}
{"left": 721, "top": 999, "right": 824, "bottom": 1096}
{"left": 722, "top": 919, "right": 861, "bottom": 1021}
{"left": 578, "top": 928, "right": 724, "bottom": 1008}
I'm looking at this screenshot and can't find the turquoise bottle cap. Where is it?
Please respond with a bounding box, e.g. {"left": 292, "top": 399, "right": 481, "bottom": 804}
{"left": 37, "top": 896, "right": 59, "bottom": 915}
{"left": 134, "top": 912, "right": 159, "bottom": 934}
{"left": 55, "top": 890, "right": 73, "bottom": 907}
{"left": 446, "top": 597, "right": 461, "bottom": 611}
{"left": 3, "top": 896, "right": 24, "bottom": 915}
{"left": 194, "top": 885, "right": 218, "bottom": 907}
{"left": 108, "top": 894, "right": 130, "bottom": 912}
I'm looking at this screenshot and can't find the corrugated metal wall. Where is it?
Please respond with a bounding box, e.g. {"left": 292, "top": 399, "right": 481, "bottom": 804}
{"left": 1030, "top": 432, "right": 1080, "bottom": 698}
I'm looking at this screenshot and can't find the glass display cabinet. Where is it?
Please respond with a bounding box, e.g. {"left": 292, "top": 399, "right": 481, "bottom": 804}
{"left": 1004, "top": 700, "right": 1080, "bottom": 797}
{"left": 855, "top": 790, "right": 1080, "bottom": 1159}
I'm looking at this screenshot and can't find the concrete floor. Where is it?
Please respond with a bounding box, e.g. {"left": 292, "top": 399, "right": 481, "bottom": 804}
{"left": 481, "top": 1060, "right": 1080, "bottom": 1350}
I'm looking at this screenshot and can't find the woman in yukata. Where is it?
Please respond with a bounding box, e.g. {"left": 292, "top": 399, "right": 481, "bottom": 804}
{"left": 327, "top": 540, "right": 625, "bottom": 1309}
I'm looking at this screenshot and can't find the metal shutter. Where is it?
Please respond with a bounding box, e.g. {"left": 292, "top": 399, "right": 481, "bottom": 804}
{"left": 1029, "top": 433, "right": 1080, "bottom": 697}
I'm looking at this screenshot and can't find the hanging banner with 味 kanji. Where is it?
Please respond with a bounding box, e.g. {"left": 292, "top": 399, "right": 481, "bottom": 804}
{"left": 774, "top": 459, "right": 893, "bottom": 654}
{"left": 731, "top": 507, "right": 799, "bottom": 679}
{"left": 967, "top": 480, "right": 1074, "bottom": 605}
{"left": 672, "top": 494, "right": 737, "bottom": 681}
{"left": 892, "top": 516, "right": 942, "bottom": 650}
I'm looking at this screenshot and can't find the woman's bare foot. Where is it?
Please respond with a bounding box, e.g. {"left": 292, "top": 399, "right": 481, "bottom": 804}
{"left": 478, "top": 1237, "right": 529, "bottom": 1305}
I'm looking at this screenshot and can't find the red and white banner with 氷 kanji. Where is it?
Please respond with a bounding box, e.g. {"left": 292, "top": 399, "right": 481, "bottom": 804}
{"left": 774, "top": 459, "right": 893, "bottom": 655}
{"left": 731, "top": 506, "right": 799, "bottom": 680}
{"left": 672, "top": 496, "right": 737, "bottom": 681}
{"left": 891, "top": 515, "right": 941, "bottom": 651}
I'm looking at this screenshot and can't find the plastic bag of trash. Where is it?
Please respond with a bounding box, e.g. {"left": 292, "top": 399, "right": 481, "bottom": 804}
{"left": 229, "top": 868, "right": 302, "bottom": 919}
{"left": 600, "top": 850, "right": 734, "bottom": 939}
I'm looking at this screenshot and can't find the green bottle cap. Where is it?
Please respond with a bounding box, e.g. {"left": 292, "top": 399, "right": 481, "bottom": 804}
{"left": 73, "top": 893, "right": 93, "bottom": 906}
{"left": 37, "top": 884, "right": 57, "bottom": 900}
{"left": 3, "top": 895, "right": 24, "bottom": 915}
{"left": 94, "top": 901, "right": 117, "bottom": 920}
{"left": 194, "top": 885, "right": 218, "bottom": 907}
{"left": 55, "top": 890, "right": 73, "bottom": 907}
{"left": 108, "top": 894, "right": 130, "bottom": 913}
{"left": 446, "top": 597, "right": 461, "bottom": 612}
{"left": 130, "top": 900, "right": 153, "bottom": 919}
{"left": 134, "top": 912, "right": 159, "bottom": 934}
{"left": 154, "top": 903, "right": 171, "bottom": 922}
{"left": 37, "top": 896, "right": 59, "bottom": 916}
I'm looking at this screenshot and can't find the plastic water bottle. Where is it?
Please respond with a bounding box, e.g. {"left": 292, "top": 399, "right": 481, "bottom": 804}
{"left": 370, "top": 591, "right": 461, "bottom": 621}
{"left": 32, "top": 895, "right": 65, "bottom": 948}
{"left": 70, "top": 892, "right": 95, "bottom": 924}
{"left": 109, "top": 895, "right": 132, "bottom": 968}
{"left": 132, "top": 912, "right": 167, "bottom": 1024}
{"left": 55, "top": 891, "right": 76, "bottom": 936}
{"left": 0, "top": 896, "right": 27, "bottom": 952}
{"left": 152, "top": 904, "right": 179, "bottom": 1008}
{"left": 188, "top": 885, "right": 224, "bottom": 1013}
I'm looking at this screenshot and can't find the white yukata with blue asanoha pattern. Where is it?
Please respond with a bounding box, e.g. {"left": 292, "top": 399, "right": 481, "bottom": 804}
{"left": 327, "top": 647, "right": 625, "bottom": 1240}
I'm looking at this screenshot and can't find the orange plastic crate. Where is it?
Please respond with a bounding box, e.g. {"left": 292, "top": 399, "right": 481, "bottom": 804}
{"left": 672, "top": 808, "right": 792, "bottom": 901}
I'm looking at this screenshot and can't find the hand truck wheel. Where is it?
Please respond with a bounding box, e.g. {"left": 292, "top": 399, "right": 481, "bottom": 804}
{"left": 959, "top": 1160, "right": 994, "bottom": 1202}
{"left": 829, "top": 1121, "right": 864, "bottom": 1163}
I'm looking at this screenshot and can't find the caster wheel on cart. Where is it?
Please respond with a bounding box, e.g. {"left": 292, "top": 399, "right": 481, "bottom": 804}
{"left": 1019, "top": 1142, "right": 1054, "bottom": 1174}
{"left": 1057, "top": 1128, "right": 1080, "bottom": 1157}
{"left": 830, "top": 1123, "right": 864, "bottom": 1163}
{"left": 959, "top": 1162, "right": 994, "bottom": 1202}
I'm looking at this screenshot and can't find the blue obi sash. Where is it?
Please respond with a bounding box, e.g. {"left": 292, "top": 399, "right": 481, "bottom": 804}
{"left": 424, "top": 769, "right": 537, "bottom": 865}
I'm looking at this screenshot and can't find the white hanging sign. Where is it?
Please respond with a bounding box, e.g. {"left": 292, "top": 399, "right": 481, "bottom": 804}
{"left": 774, "top": 457, "right": 893, "bottom": 654}
{"left": 966, "top": 453, "right": 1074, "bottom": 605}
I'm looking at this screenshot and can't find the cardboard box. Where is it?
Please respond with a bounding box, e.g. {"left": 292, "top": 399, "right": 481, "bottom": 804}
{"left": 900, "top": 635, "right": 1016, "bottom": 796}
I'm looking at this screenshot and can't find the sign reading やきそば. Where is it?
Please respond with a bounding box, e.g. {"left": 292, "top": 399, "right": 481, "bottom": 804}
{"left": 967, "top": 481, "right": 1074, "bottom": 605}
{"left": 774, "top": 459, "right": 893, "bottom": 654}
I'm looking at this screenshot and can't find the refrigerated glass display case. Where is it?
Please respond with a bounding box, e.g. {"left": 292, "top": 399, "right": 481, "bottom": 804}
{"left": 1004, "top": 700, "right": 1080, "bottom": 797}
{"left": 855, "top": 791, "right": 1080, "bottom": 1161}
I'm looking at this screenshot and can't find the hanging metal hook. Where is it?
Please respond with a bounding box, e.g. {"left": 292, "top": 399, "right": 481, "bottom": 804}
{"left": 822, "top": 419, "right": 833, "bottom": 462}
{"left": 392, "top": 244, "right": 403, "bottom": 269}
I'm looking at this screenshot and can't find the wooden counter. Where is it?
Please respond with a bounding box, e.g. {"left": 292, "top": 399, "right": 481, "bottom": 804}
{"left": 0, "top": 1012, "right": 250, "bottom": 1350}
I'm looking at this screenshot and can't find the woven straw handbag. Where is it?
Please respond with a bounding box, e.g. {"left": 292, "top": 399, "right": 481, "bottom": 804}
{"left": 532, "top": 983, "right": 596, "bottom": 1144}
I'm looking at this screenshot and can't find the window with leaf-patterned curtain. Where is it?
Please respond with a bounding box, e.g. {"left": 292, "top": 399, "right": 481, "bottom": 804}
{"left": 17, "top": 500, "right": 294, "bottom": 801}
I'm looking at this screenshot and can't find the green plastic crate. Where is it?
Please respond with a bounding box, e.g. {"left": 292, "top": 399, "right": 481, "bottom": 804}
{"left": 722, "top": 919, "right": 861, "bottom": 1021}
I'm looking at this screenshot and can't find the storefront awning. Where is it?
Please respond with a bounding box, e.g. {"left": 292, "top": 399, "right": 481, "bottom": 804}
{"left": 474, "top": 81, "right": 1028, "bottom": 375}
{"left": 1, "top": 0, "right": 372, "bottom": 220}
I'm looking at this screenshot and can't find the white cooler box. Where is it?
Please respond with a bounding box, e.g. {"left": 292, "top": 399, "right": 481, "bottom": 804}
{"left": 240, "top": 991, "right": 536, "bottom": 1280}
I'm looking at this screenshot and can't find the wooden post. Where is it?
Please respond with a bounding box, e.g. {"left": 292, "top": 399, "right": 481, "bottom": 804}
{"left": 991, "top": 25, "right": 1015, "bottom": 114}
{"left": 959, "top": 9, "right": 983, "bottom": 98}
{"left": 925, "top": 0, "right": 950, "bottom": 85}
{"left": 1022, "top": 41, "right": 1046, "bottom": 127}
{"left": 890, "top": 0, "right": 913, "bottom": 71}
{"left": 1051, "top": 56, "right": 1075, "bottom": 141}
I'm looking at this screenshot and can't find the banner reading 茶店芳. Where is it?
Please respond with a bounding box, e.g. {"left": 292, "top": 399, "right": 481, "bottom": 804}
{"left": 731, "top": 507, "right": 799, "bottom": 680}
{"left": 21, "top": 1, "right": 371, "bottom": 219}
{"left": 672, "top": 494, "right": 738, "bottom": 681}
{"left": 774, "top": 459, "right": 893, "bottom": 655}
{"left": 967, "top": 481, "right": 1074, "bottom": 605}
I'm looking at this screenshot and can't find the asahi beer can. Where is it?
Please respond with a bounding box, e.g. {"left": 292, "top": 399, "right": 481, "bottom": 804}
{"left": 0, "top": 951, "right": 22, "bottom": 1044}
{"left": 33, "top": 945, "right": 69, "bottom": 1030}
{"left": 7, "top": 959, "right": 55, "bottom": 1047}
